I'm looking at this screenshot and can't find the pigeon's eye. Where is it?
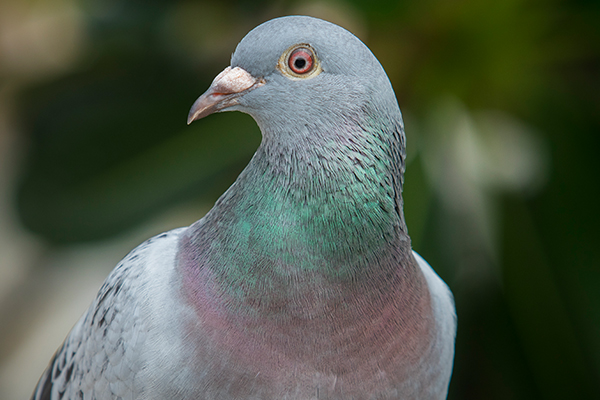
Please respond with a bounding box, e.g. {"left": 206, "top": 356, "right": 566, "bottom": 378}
{"left": 288, "top": 48, "right": 313, "bottom": 74}
{"left": 278, "top": 44, "right": 322, "bottom": 79}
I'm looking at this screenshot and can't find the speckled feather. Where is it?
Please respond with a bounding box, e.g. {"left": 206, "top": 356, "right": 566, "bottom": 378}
{"left": 32, "top": 230, "right": 180, "bottom": 400}
{"left": 32, "top": 16, "right": 456, "bottom": 399}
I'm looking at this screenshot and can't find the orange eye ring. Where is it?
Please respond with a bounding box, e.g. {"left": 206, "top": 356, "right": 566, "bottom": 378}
{"left": 277, "top": 44, "right": 322, "bottom": 79}
{"left": 288, "top": 47, "right": 314, "bottom": 74}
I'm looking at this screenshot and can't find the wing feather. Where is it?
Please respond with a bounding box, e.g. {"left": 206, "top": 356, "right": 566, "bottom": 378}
{"left": 31, "top": 230, "right": 184, "bottom": 400}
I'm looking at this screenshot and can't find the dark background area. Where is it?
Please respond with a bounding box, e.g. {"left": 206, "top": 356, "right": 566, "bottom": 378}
{"left": 0, "top": 0, "right": 598, "bottom": 398}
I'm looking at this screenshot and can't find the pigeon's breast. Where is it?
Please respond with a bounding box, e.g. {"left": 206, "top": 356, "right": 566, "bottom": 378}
{"left": 176, "top": 239, "right": 443, "bottom": 399}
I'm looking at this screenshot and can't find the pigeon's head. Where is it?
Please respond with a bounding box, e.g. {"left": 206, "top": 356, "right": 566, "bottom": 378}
{"left": 187, "top": 16, "right": 402, "bottom": 139}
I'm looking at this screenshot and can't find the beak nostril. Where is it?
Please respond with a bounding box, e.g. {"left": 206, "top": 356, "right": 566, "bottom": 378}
{"left": 187, "top": 66, "right": 263, "bottom": 124}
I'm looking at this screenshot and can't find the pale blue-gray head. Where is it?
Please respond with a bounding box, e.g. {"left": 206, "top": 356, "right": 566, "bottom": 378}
{"left": 188, "top": 15, "right": 404, "bottom": 150}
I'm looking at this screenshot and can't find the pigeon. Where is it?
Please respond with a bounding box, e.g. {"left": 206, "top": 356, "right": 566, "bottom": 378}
{"left": 32, "top": 15, "right": 456, "bottom": 400}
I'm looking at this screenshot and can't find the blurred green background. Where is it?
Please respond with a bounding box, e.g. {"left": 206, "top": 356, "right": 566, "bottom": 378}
{"left": 0, "top": 0, "right": 598, "bottom": 398}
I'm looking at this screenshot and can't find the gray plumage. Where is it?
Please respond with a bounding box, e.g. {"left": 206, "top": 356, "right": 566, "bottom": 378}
{"left": 32, "top": 16, "right": 456, "bottom": 400}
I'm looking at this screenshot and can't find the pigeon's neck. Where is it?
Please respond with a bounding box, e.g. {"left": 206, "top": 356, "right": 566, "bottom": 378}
{"left": 213, "top": 113, "right": 407, "bottom": 271}
{"left": 180, "top": 115, "right": 419, "bottom": 305}
{"left": 177, "top": 119, "right": 433, "bottom": 369}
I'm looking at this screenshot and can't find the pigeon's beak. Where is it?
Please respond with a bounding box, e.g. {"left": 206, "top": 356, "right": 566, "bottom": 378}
{"left": 187, "top": 66, "right": 264, "bottom": 125}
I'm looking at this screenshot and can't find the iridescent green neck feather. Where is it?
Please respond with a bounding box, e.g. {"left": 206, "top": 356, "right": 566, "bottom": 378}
{"left": 180, "top": 105, "right": 410, "bottom": 311}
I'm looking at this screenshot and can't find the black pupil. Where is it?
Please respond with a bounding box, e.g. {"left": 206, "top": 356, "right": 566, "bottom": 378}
{"left": 294, "top": 57, "right": 306, "bottom": 70}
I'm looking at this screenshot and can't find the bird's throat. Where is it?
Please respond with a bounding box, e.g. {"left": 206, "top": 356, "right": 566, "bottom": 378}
{"left": 180, "top": 130, "right": 413, "bottom": 312}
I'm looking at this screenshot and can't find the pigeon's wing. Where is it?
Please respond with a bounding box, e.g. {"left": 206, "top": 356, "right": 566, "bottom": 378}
{"left": 412, "top": 250, "right": 456, "bottom": 342}
{"left": 31, "top": 228, "right": 186, "bottom": 400}
{"left": 412, "top": 250, "right": 457, "bottom": 393}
